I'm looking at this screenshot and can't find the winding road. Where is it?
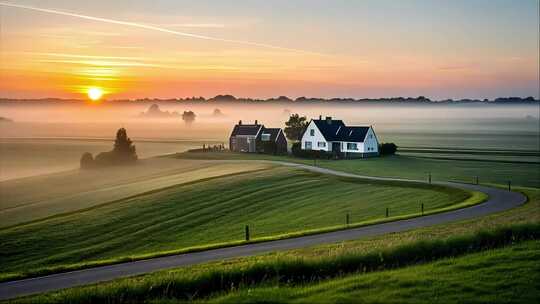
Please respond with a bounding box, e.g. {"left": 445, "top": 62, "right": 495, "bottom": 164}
{"left": 0, "top": 162, "right": 527, "bottom": 300}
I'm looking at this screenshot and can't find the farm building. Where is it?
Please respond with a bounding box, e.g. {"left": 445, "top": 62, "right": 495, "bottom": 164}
{"left": 300, "top": 116, "right": 379, "bottom": 158}
{"left": 229, "top": 120, "right": 287, "bottom": 154}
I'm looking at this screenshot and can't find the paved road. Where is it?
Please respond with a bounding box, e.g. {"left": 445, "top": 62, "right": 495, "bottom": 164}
{"left": 0, "top": 162, "right": 527, "bottom": 300}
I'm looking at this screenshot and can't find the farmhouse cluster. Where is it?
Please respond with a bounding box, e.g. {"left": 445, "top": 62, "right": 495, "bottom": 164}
{"left": 229, "top": 116, "right": 380, "bottom": 158}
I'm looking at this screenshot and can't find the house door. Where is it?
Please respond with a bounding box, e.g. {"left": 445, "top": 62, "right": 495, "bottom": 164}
{"left": 332, "top": 142, "right": 341, "bottom": 153}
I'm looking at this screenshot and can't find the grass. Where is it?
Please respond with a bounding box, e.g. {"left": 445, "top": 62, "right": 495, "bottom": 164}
{"left": 0, "top": 166, "right": 472, "bottom": 281}
{"left": 11, "top": 223, "right": 540, "bottom": 303}
{"left": 10, "top": 186, "right": 537, "bottom": 303}
{"left": 175, "top": 150, "right": 540, "bottom": 188}
{"left": 0, "top": 158, "right": 270, "bottom": 227}
{"left": 207, "top": 239, "right": 540, "bottom": 304}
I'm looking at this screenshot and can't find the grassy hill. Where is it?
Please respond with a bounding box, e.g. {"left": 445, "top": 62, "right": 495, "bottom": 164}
{"left": 0, "top": 166, "right": 470, "bottom": 281}
{"left": 0, "top": 158, "right": 270, "bottom": 227}
{"left": 12, "top": 188, "right": 538, "bottom": 304}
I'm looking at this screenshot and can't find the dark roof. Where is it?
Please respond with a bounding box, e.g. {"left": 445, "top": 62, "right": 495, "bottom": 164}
{"left": 338, "top": 126, "right": 370, "bottom": 142}
{"left": 261, "top": 128, "right": 282, "bottom": 141}
{"left": 312, "top": 119, "right": 370, "bottom": 142}
{"left": 312, "top": 119, "right": 345, "bottom": 141}
{"left": 230, "top": 124, "right": 263, "bottom": 137}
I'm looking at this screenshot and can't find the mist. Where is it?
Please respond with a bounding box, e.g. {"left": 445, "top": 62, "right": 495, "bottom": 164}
{"left": 1, "top": 101, "right": 538, "bottom": 180}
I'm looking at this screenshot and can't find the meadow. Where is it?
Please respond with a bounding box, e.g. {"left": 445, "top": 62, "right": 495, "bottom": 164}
{"left": 177, "top": 151, "right": 540, "bottom": 188}
{"left": 12, "top": 199, "right": 540, "bottom": 304}
{"left": 0, "top": 166, "right": 471, "bottom": 281}
{"left": 0, "top": 158, "right": 269, "bottom": 227}
{"left": 1, "top": 102, "right": 538, "bottom": 302}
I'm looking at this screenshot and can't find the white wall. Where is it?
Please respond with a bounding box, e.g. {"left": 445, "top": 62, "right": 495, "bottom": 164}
{"left": 301, "top": 123, "right": 379, "bottom": 154}
{"left": 339, "top": 127, "right": 379, "bottom": 154}
{"left": 363, "top": 127, "right": 379, "bottom": 153}
{"left": 301, "top": 120, "right": 330, "bottom": 151}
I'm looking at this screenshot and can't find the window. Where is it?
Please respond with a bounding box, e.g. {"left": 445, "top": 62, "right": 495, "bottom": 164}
{"left": 305, "top": 141, "right": 312, "bottom": 150}
{"left": 261, "top": 134, "right": 271, "bottom": 141}
{"left": 310, "top": 129, "right": 315, "bottom": 136}
{"left": 347, "top": 143, "right": 358, "bottom": 150}
{"left": 317, "top": 142, "right": 326, "bottom": 148}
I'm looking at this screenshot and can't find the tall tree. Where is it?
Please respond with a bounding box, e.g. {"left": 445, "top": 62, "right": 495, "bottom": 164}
{"left": 113, "top": 128, "right": 137, "bottom": 161}
{"left": 284, "top": 114, "right": 308, "bottom": 141}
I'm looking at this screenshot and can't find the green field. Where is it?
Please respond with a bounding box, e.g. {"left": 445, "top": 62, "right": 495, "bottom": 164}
{"left": 13, "top": 191, "right": 539, "bottom": 304}
{"left": 0, "top": 158, "right": 269, "bottom": 227}
{"left": 207, "top": 239, "right": 540, "bottom": 304}
{"left": 176, "top": 150, "right": 540, "bottom": 188}
{"left": 0, "top": 166, "right": 470, "bottom": 281}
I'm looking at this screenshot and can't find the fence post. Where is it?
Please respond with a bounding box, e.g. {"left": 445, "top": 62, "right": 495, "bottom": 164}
{"left": 386, "top": 207, "right": 389, "bottom": 218}
{"left": 428, "top": 172, "right": 431, "bottom": 184}
{"left": 475, "top": 176, "right": 479, "bottom": 185}
{"left": 245, "top": 225, "right": 250, "bottom": 241}
{"left": 508, "top": 180, "right": 511, "bottom": 191}
{"left": 421, "top": 203, "right": 424, "bottom": 215}
{"left": 346, "top": 213, "right": 350, "bottom": 226}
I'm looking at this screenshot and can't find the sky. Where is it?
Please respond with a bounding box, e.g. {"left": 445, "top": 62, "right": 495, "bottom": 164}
{"left": 0, "top": 0, "right": 538, "bottom": 100}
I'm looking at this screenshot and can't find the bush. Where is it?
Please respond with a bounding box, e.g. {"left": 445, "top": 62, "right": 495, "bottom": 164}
{"left": 291, "top": 142, "right": 332, "bottom": 159}
{"left": 379, "top": 142, "right": 397, "bottom": 155}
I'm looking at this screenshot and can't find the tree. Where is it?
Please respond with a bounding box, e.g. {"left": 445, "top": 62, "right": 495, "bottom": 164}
{"left": 80, "top": 152, "right": 95, "bottom": 169}
{"left": 113, "top": 128, "right": 138, "bottom": 162}
{"left": 284, "top": 114, "right": 308, "bottom": 141}
{"left": 182, "top": 111, "right": 196, "bottom": 124}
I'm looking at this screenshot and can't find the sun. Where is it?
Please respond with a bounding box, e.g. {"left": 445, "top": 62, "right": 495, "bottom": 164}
{"left": 87, "top": 87, "right": 103, "bottom": 101}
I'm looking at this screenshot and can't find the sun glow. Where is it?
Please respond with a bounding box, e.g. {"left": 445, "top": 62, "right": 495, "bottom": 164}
{"left": 87, "top": 87, "right": 103, "bottom": 101}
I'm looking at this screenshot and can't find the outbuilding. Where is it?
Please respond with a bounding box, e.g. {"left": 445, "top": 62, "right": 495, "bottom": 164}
{"left": 229, "top": 120, "right": 287, "bottom": 154}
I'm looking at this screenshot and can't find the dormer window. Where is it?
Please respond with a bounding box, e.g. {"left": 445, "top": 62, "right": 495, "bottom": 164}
{"left": 261, "top": 134, "right": 271, "bottom": 141}
{"left": 310, "top": 129, "right": 315, "bottom": 136}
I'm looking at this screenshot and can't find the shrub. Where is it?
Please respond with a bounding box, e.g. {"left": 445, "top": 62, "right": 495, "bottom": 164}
{"left": 379, "top": 142, "right": 397, "bottom": 155}
{"left": 291, "top": 142, "right": 331, "bottom": 159}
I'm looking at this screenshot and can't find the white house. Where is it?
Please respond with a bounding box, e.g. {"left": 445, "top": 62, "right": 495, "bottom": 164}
{"left": 300, "top": 116, "right": 379, "bottom": 157}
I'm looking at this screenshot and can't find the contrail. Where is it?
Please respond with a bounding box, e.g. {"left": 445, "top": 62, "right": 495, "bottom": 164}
{"left": 0, "top": 2, "right": 323, "bottom": 55}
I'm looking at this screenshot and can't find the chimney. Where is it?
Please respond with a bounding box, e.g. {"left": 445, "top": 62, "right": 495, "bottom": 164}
{"left": 239, "top": 120, "right": 242, "bottom": 125}
{"left": 255, "top": 120, "right": 258, "bottom": 125}
{"left": 326, "top": 116, "right": 332, "bottom": 125}
{"left": 319, "top": 115, "right": 322, "bottom": 120}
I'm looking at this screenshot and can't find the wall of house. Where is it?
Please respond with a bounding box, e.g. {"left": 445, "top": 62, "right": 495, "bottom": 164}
{"left": 339, "top": 127, "right": 379, "bottom": 154}
{"left": 301, "top": 121, "right": 331, "bottom": 151}
{"left": 363, "top": 127, "right": 379, "bottom": 154}
{"left": 275, "top": 131, "right": 288, "bottom": 154}
{"left": 230, "top": 136, "right": 257, "bottom": 152}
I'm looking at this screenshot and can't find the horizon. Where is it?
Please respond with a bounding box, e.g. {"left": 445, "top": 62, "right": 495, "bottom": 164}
{"left": 1, "top": 0, "right": 539, "bottom": 100}
{"left": 1, "top": 95, "right": 539, "bottom": 102}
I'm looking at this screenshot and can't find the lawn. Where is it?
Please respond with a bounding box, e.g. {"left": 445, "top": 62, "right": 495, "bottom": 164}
{"left": 175, "top": 150, "right": 540, "bottom": 188}
{"left": 0, "top": 166, "right": 470, "bottom": 280}
{"left": 208, "top": 239, "right": 540, "bottom": 304}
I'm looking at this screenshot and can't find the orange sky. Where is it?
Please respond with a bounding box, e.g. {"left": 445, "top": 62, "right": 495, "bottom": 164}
{"left": 0, "top": 0, "right": 538, "bottom": 100}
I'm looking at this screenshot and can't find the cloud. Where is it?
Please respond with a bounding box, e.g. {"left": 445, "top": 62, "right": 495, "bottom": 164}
{"left": 0, "top": 2, "right": 323, "bottom": 55}
{"left": 164, "top": 23, "right": 226, "bottom": 28}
